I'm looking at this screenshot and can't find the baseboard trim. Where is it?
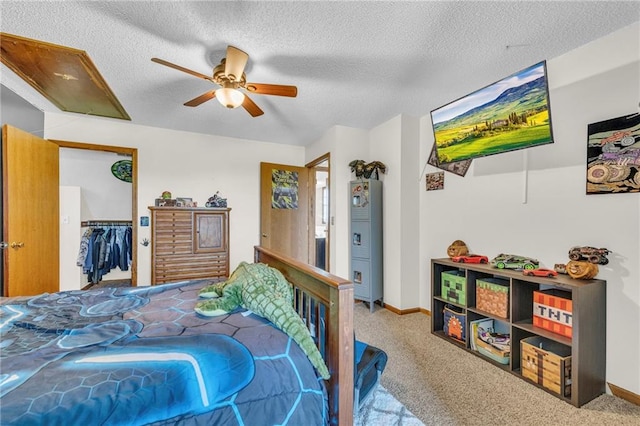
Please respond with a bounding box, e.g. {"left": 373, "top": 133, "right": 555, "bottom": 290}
{"left": 376, "top": 304, "right": 431, "bottom": 316}
{"left": 354, "top": 300, "right": 431, "bottom": 316}
{"left": 608, "top": 382, "right": 640, "bottom": 406}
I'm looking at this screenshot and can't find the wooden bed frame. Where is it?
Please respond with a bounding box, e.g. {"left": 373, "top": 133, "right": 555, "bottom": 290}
{"left": 254, "top": 246, "right": 354, "bottom": 425}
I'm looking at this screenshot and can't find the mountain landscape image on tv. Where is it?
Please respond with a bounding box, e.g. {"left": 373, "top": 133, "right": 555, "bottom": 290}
{"left": 432, "top": 61, "right": 554, "bottom": 164}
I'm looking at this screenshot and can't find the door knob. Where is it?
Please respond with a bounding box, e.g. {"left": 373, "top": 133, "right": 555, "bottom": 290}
{"left": 11, "top": 242, "right": 24, "bottom": 249}
{"left": 262, "top": 233, "right": 268, "bottom": 238}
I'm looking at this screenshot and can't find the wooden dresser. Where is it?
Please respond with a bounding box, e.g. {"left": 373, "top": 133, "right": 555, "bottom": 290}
{"left": 149, "top": 207, "right": 230, "bottom": 284}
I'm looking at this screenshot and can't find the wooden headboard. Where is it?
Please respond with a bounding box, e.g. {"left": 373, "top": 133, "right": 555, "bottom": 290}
{"left": 254, "top": 246, "right": 354, "bottom": 425}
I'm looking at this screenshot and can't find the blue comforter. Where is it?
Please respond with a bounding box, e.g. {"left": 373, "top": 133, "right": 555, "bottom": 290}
{"left": 0, "top": 281, "right": 327, "bottom": 425}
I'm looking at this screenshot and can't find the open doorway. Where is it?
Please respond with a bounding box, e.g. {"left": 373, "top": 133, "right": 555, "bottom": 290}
{"left": 53, "top": 140, "right": 138, "bottom": 289}
{"left": 306, "top": 154, "right": 330, "bottom": 271}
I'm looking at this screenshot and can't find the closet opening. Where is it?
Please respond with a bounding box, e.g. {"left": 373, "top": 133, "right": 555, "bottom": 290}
{"left": 53, "top": 140, "right": 138, "bottom": 289}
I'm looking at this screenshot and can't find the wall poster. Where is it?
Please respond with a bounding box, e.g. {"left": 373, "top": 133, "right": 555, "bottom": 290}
{"left": 272, "top": 169, "right": 299, "bottom": 209}
{"left": 427, "top": 144, "right": 472, "bottom": 177}
{"left": 586, "top": 113, "right": 640, "bottom": 194}
{"left": 426, "top": 172, "right": 445, "bottom": 191}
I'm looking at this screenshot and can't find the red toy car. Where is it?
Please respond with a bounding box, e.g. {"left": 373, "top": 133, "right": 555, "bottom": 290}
{"left": 523, "top": 268, "right": 558, "bottom": 278}
{"left": 451, "top": 254, "right": 488, "bottom": 264}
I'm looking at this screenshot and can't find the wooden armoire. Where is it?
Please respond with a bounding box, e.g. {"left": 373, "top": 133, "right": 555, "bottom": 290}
{"left": 149, "top": 206, "right": 230, "bottom": 284}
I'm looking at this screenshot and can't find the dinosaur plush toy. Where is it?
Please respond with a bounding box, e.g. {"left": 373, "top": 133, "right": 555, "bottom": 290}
{"left": 195, "top": 261, "right": 330, "bottom": 380}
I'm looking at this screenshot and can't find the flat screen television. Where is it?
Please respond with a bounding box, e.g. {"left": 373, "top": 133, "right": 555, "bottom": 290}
{"left": 431, "top": 60, "right": 554, "bottom": 164}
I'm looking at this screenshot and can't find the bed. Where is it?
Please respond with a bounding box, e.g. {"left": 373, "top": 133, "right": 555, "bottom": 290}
{"left": 0, "top": 246, "right": 354, "bottom": 425}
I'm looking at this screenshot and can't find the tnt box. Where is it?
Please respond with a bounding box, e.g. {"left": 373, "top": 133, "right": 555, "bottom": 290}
{"left": 533, "top": 289, "right": 573, "bottom": 339}
{"left": 441, "top": 270, "right": 466, "bottom": 305}
{"left": 476, "top": 278, "right": 509, "bottom": 318}
{"left": 521, "top": 336, "right": 572, "bottom": 397}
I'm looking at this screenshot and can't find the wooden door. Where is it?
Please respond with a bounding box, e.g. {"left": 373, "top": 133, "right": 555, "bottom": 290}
{"left": 260, "top": 162, "right": 310, "bottom": 263}
{"left": 2, "top": 125, "right": 59, "bottom": 296}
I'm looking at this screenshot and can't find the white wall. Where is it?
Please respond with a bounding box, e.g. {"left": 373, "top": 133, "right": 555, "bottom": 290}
{"left": 419, "top": 22, "right": 640, "bottom": 395}
{"left": 59, "top": 186, "right": 82, "bottom": 291}
{"left": 43, "top": 116, "right": 305, "bottom": 285}
{"left": 60, "top": 148, "right": 132, "bottom": 221}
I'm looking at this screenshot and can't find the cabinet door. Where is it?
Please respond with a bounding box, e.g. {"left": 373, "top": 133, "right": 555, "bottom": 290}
{"left": 194, "top": 212, "right": 227, "bottom": 253}
{"left": 351, "top": 221, "right": 371, "bottom": 259}
{"left": 350, "top": 181, "right": 371, "bottom": 220}
{"left": 351, "top": 258, "right": 371, "bottom": 299}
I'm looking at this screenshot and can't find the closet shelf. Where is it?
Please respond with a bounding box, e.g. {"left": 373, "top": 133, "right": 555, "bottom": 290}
{"left": 81, "top": 220, "right": 132, "bottom": 227}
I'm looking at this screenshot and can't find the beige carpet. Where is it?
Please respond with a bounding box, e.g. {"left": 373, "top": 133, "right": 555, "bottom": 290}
{"left": 354, "top": 302, "right": 640, "bottom": 425}
{"left": 355, "top": 384, "right": 424, "bottom": 425}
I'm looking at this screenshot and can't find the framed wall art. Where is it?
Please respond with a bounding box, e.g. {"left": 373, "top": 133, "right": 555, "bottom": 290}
{"left": 586, "top": 113, "right": 640, "bottom": 195}
{"left": 428, "top": 144, "right": 472, "bottom": 177}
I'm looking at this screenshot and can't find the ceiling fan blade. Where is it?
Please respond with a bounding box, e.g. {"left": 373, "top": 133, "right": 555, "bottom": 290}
{"left": 151, "top": 57, "right": 213, "bottom": 81}
{"left": 245, "top": 83, "right": 297, "bottom": 97}
{"left": 242, "top": 95, "right": 264, "bottom": 117}
{"left": 224, "top": 46, "right": 249, "bottom": 81}
{"left": 184, "top": 90, "right": 216, "bottom": 107}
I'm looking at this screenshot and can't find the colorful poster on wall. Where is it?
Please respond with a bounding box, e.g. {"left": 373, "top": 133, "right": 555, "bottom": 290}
{"left": 426, "top": 171, "right": 445, "bottom": 191}
{"left": 586, "top": 113, "right": 640, "bottom": 194}
{"left": 272, "top": 169, "right": 299, "bottom": 209}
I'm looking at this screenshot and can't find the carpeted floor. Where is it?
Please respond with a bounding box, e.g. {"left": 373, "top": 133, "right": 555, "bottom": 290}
{"left": 355, "top": 384, "right": 424, "bottom": 425}
{"left": 354, "top": 302, "right": 640, "bottom": 425}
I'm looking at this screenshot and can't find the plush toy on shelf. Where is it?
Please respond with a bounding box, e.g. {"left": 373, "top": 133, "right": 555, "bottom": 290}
{"left": 447, "top": 240, "right": 469, "bottom": 258}
{"left": 566, "top": 260, "right": 599, "bottom": 280}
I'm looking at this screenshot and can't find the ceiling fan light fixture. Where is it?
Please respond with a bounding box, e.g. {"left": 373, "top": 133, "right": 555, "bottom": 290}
{"left": 215, "top": 87, "right": 245, "bottom": 109}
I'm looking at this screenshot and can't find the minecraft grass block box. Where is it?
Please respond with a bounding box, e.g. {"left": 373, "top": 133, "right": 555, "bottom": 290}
{"left": 533, "top": 289, "right": 573, "bottom": 338}
{"left": 476, "top": 277, "right": 509, "bottom": 318}
{"left": 441, "top": 270, "right": 466, "bottom": 305}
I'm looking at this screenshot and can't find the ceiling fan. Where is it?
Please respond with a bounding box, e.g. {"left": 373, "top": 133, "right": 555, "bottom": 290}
{"left": 151, "top": 45, "right": 297, "bottom": 117}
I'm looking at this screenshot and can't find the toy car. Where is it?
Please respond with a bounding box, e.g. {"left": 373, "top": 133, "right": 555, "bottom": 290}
{"left": 477, "top": 327, "right": 510, "bottom": 351}
{"left": 490, "top": 253, "right": 539, "bottom": 270}
{"left": 451, "top": 254, "right": 488, "bottom": 264}
{"left": 523, "top": 268, "right": 558, "bottom": 278}
{"left": 568, "top": 246, "right": 610, "bottom": 265}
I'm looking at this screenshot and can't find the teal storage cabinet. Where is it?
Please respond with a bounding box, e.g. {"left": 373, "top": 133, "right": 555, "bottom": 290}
{"left": 350, "top": 180, "right": 383, "bottom": 312}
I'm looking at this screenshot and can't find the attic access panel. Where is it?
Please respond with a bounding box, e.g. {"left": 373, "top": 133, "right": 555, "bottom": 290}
{"left": 0, "top": 32, "right": 130, "bottom": 121}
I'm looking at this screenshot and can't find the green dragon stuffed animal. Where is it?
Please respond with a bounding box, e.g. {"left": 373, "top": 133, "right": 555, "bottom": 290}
{"left": 195, "top": 261, "right": 330, "bottom": 380}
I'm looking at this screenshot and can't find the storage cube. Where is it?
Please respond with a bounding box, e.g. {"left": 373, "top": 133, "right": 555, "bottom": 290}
{"left": 441, "top": 270, "right": 466, "bottom": 305}
{"left": 470, "top": 318, "right": 510, "bottom": 364}
{"left": 533, "top": 289, "right": 573, "bottom": 338}
{"left": 443, "top": 304, "right": 466, "bottom": 342}
{"left": 476, "top": 278, "right": 509, "bottom": 318}
{"left": 521, "top": 336, "right": 572, "bottom": 397}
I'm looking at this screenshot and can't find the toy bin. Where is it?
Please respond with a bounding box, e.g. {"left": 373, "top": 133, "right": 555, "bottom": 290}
{"left": 521, "top": 335, "right": 572, "bottom": 397}
{"left": 443, "top": 304, "right": 466, "bottom": 342}
{"left": 470, "top": 318, "right": 510, "bottom": 364}
{"left": 476, "top": 277, "right": 509, "bottom": 318}
{"left": 533, "top": 289, "right": 573, "bottom": 339}
{"left": 441, "top": 270, "right": 466, "bottom": 305}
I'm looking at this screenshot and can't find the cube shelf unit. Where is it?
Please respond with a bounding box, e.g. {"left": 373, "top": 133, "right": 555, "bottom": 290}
{"left": 431, "top": 257, "right": 606, "bottom": 407}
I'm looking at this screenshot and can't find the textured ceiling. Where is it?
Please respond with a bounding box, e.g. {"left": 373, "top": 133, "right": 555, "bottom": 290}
{"left": 1, "top": 1, "right": 638, "bottom": 147}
